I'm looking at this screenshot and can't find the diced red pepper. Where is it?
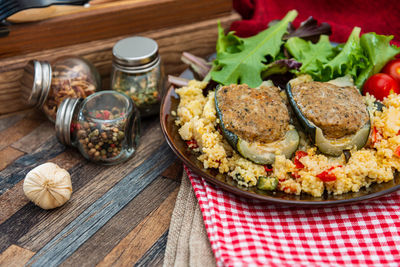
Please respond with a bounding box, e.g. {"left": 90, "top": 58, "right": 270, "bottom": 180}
{"left": 372, "top": 127, "right": 382, "bottom": 146}
{"left": 394, "top": 146, "right": 400, "bottom": 157}
{"left": 291, "top": 171, "right": 301, "bottom": 179}
{"left": 185, "top": 139, "right": 198, "bottom": 149}
{"left": 397, "top": 129, "right": 400, "bottom": 136}
{"left": 264, "top": 165, "right": 273, "bottom": 172}
{"left": 294, "top": 151, "right": 308, "bottom": 169}
{"left": 316, "top": 165, "right": 342, "bottom": 182}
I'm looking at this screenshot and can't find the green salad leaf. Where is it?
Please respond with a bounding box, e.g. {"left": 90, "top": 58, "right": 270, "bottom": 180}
{"left": 285, "top": 26, "right": 400, "bottom": 88}
{"left": 211, "top": 10, "right": 298, "bottom": 87}
{"left": 323, "top": 27, "right": 368, "bottom": 81}
{"left": 284, "top": 35, "right": 335, "bottom": 80}
{"left": 355, "top": 33, "right": 400, "bottom": 88}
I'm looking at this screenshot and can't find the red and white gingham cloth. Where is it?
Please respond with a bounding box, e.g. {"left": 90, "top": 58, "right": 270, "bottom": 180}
{"left": 185, "top": 166, "right": 400, "bottom": 266}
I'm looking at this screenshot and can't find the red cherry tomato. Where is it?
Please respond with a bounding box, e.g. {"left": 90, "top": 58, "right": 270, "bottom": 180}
{"left": 363, "top": 73, "right": 400, "bottom": 101}
{"left": 382, "top": 59, "right": 400, "bottom": 85}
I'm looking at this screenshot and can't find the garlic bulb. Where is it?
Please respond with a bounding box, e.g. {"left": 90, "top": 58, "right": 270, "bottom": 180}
{"left": 23, "top": 162, "right": 72, "bottom": 210}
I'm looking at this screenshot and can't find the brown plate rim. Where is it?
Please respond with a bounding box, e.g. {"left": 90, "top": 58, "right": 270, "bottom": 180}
{"left": 160, "top": 73, "right": 400, "bottom": 207}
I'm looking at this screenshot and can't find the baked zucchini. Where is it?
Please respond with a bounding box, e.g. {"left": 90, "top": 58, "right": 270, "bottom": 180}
{"left": 215, "top": 84, "right": 299, "bottom": 164}
{"left": 285, "top": 81, "right": 371, "bottom": 156}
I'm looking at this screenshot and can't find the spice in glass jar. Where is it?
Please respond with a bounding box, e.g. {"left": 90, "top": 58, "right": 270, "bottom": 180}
{"left": 21, "top": 57, "right": 100, "bottom": 122}
{"left": 111, "top": 36, "right": 164, "bottom": 117}
{"left": 56, "top": 91, "right": 140, "bottom": 165}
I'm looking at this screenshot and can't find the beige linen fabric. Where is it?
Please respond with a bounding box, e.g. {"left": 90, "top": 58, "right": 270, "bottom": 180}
{"left": 164, "top": 172, "right": 216, "bottom": 267}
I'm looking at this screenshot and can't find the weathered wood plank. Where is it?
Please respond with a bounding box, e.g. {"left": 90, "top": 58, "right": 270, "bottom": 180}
{"left": 0, "top": 115, "right": 44, "bottom": 150}
{"left": 0, "top": 245, "right": 35, "bottom": 267}
{"left": 0, "top": 161, "right": 99, "bottom": 254}
{"left": 134, "top": 230, "right": 169, "bottom": 267}
{"left": 0, "top": 180, "right": 27, "bottom": 225}
{"left": 11, "top": 121, "right": 55, "bottom": 154}
{"left": 161, "top": 159, "right": 183, "bottom": 181}
{"left": 0, "top": 136, "right": 66, "bottom": 195}
{"left": 97, "top": 187, "right": 179, "bottom": 267}
{"left": 0, "top": 150, "right": 81, "bottom": 225}
{"left": 0, "top": 119, "right": 159, "bottom": 255}
{"left": 0, "top": 147, "right": 24, "bottom": 171}
{"left": 47, "top": 149, "right": 82, "bottom": 172}
{"left": 25, "top": 143, "right": 176, "bottom": 266}
{"left": 61, "top": 177, "right": 178, "bottom": 267}
{"left": 0, "top": 113, "right": 25, "bottom": 132}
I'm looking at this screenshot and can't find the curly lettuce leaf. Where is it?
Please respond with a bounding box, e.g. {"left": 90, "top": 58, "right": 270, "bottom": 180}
{"left": 211, "top": 10, "right": 298, "bottom": 87}
{"left": 322, "top": 27, "right": 368, "bottom": 81}
{"left": 284, "top": 35, "right": 335, "bottom": 80}
{"left": 355, "top": 33, "right": 400, "bottom": 88}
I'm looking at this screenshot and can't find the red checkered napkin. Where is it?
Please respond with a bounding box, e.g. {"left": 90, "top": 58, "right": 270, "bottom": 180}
{"left": 185, "top": 166, "right": 400, "bottom": 267}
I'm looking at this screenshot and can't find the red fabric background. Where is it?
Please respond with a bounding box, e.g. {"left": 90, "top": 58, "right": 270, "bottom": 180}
{"left": 230, "top": 0, "right": 400, "bottom": 45}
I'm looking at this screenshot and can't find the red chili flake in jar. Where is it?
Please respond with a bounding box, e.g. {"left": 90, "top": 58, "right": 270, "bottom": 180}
{"left": 102, "top": 110, "right": 111, "bottom": 120}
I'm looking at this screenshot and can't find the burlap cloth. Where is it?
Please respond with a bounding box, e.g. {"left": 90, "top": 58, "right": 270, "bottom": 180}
{"left": 163, "top": 172, "right": 216, "bottom": 267}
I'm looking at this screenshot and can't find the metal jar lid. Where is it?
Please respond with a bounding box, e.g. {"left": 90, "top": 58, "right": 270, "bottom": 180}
{"left": 21, "top": 60, "right": 52, "bottom": 108}
{"left": 55, "top": 98, "right": 81, "bottom": 146}
{"left": 112, "top": 36, "right": 159, "bottom": 72}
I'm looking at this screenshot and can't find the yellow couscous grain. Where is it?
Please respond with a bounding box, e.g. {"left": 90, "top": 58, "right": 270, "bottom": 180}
{"left": 174, "top": 80, "right": 400, "bottom": 197}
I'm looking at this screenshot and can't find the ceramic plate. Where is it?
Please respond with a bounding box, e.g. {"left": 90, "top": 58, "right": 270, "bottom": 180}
{"left": 160, "top": 69, "right": 400, "bottom": 206}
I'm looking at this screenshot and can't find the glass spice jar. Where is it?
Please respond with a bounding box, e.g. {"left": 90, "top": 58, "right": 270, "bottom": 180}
{"left": 110, "top": 36, "right": 164, "bottom": 117}
{"left": 21, "top": 57, "right": 101, "bottom": 122}
{"left": 55, "top": 91, "right": 140, "bottom": 165}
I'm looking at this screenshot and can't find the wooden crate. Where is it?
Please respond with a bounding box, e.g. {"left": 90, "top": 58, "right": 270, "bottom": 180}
{"left": 0, "top": 0, "right": 239, "bottom": 116}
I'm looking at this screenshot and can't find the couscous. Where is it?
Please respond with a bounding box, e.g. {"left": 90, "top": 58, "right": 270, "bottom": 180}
{"left": 174, "top": 80, "right": 400, "bottom": 197}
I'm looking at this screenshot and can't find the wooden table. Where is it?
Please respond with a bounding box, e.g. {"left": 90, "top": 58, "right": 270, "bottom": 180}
{"left": 0, "top": 110, "right": 182, "bottom": 266}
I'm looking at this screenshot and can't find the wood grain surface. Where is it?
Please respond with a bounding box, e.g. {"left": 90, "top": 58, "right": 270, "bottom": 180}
{"left": 1, "top": 0, "right": 232, "bottom": 59}
{"left": 0, "top": 110, "right": 184, "bottom": 266}
{"left": 0, "top": 12, "right": 240, "bottom": 115}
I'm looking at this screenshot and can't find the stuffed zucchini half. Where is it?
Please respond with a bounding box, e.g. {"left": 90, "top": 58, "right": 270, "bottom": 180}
{"left": 215, "top": 84, "right": 299, "bottom": 165}
{"left": 285, "top": 81, "right": 371, "bottom": 156}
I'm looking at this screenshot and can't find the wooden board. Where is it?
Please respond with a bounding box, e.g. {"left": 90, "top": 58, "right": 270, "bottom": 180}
{"left": 1, "top": 0, "right": 232, "bottom": 58}
{"left": 0, "top": 110, "right": 184, "bottom": 266}
{"left": 0, "top": 12, "right": 240, "bottom": 115}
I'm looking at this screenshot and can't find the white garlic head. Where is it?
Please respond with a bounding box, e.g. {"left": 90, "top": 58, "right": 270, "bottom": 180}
{"left": 23, "top": 162, "right": 73, "bottom": 210}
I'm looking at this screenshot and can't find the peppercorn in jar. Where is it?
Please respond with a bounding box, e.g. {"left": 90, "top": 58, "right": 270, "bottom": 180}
{"left": 21, "top": 57, "right": 101, "bottom": 122}
{"left": 56, "top": 91, "right": 140, "bottom": 165}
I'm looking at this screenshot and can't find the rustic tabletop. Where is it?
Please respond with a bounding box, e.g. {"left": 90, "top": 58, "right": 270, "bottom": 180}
{"left": 0, "top": 109, "right": 182, "bottom": 266}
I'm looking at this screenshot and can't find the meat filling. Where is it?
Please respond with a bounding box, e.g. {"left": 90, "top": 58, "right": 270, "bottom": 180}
{"left": 291, "top": 81, "right": 369, "bottom": 139}
{"left": 216, "top": 84, "right": 290, "bottom": 143}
